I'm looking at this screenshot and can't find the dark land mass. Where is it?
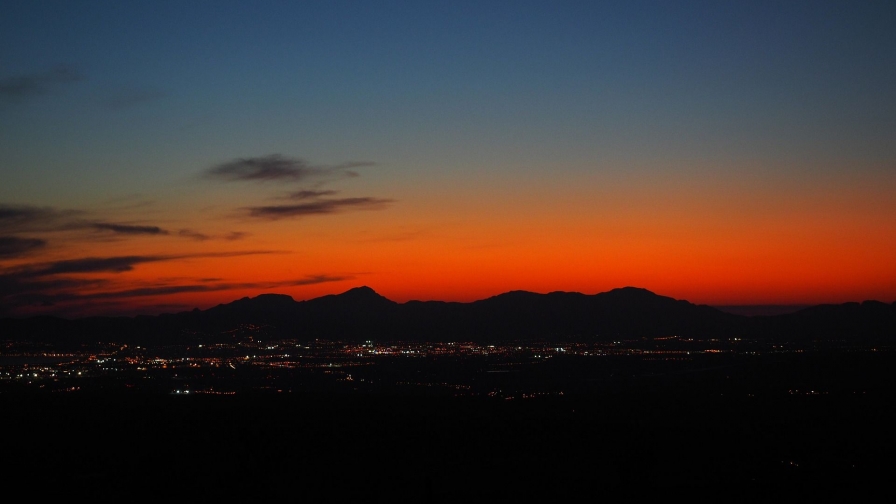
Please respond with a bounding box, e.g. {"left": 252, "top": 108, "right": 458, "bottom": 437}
{"left": 2, "top": 286, "right": 895, "bottom": 347}
{"left": 713, "top": 304, "right": 813, "bottom": 316}
{"left": 3, "top": 286, "right": 896, "bottom": 496}
{"left": 5, "top": 355, "right": 896, "bottom": 498}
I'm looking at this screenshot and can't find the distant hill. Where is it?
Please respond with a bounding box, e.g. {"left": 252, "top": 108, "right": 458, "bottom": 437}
{"left": 1, "top": 286, "right": 894, "bottom": 346}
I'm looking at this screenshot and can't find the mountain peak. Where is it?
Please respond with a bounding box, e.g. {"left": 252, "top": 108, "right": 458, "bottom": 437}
{"left": 215, "top": 292, "right": 297, "bottom": 309}
{"left": 607, "top": 286, "right": 656, "bottom": 295}
{"left": 254, "top": 293, "right": 296, "bottom": 302}
{"left": 599, "top": 287, "right": 674, "bottom": 303}
{"left": 341, "top": 286, "right": 379, "bottom": 296}
{"left": 330, "top": 286, "right": 396, "bottom": 305}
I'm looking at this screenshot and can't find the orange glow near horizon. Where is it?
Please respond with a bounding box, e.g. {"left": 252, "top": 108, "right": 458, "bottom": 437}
{"left": 3, "top": 3, "right": 896, "bottom": 318}
{"left": 3, "top": 164, "right": 895, "bottom": 317}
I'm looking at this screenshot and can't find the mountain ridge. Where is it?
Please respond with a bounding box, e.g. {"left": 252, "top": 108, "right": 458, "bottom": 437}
{"left": 2, "top": 285, "right": 894, "bottom": 346}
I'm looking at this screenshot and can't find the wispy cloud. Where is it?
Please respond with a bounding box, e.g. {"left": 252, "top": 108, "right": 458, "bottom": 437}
{"left": 0, "top": 250, "right": 283, "bottom": 312}
{"left": 0, "top": 236, "right": 46, "bottom": 258}
{"left": 92, "top": 223, "right": 169, "bottom": 235}
{"left": 0, "top": 204, "right": 183, "bottom": 240}
{"left": 0, "top": 205, "right": 47, "bottom": 222}
{"left": 205, "top": 155, "right": 374, "bottom": 182}
{"left": 6, "top": 256, "right": 184, "bottom": 280}
{"left": 0, "top": 66, "right": 82, "bottom": 101}
{"left": 81, "top": 274, "right": 350, "bottom": 300}
{"left": 224, "top": 231, "right": 248, "bottom": 241}
{"left": 178, "top": 229, "right": 210, "bottom": 241}
{"left": 0, "top": 272, "right": 348, "bottom": 315}
{"left": 3, "top": 251, "right": 277, "bottom": 280}
{"left": 0, "top": 204, "right": 76, "bottom": 233}
{"left": 0, "top": 275, "right": 111, "bottom": 311}
{"left": 245, "top": 197, "right": 393, "bottom": 220}
{"left": 178, "top": 229, "right": 248, "bottom": 241}
{"left": 287, "top": 190, "right": 339, "bottom": 200}
{"left": 26, "top": 256, "right": 165, "bottom": 276}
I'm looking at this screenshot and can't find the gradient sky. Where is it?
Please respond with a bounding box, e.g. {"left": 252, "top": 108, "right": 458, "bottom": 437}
{"left": 2, "top": 0, "right": 895, "bottom": 316}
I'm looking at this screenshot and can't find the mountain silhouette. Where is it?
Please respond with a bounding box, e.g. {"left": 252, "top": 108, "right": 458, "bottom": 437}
{"left": 1, "top": 286, "right": 894, "bottom": 346}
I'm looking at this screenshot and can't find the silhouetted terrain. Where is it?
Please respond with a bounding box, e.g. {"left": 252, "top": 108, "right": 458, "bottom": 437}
{"left": 6, "top": 366, "right": 896, "bottom": 498}
{"left": 4, "top": 286, "right": 896, "bottom": 496}
{"left": 2, "top": 286, "right": 895, "bottom": 347}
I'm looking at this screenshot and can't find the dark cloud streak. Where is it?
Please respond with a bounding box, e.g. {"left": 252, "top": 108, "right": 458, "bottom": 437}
{"left": 245, "top": 197, "right": 393, "bottom": 220}
{"left": 0, "top": 236, "right": 47, "bottom": 258}
{"left": 3, "top": 250, "right": 278, "bottom": 280}
{"left": 224, "top": 231, "right": 248, "bottom": 241}
{"left": 178, "top": 229, "right": 210, "bottom": 241}
{"left": 178, "top": 229, "right": 248, "bottom": 241}
{"left": 82, "top": 275, "right": 350, "bottom": 300}
{"left": 0, "top": 276, "right": 110, "bottom": 311}
{"left": 0, "top": 66, "right": 82, "bottom": 100}
{"left": 23, "top": 256, "right": 167, "bottom": 276}
{"left": 0, "top": 273, "right": 349, "bottom": 314}
{"left": 288, "top": 190, "right": 339, "bottom": 200}
{"left": 0, "top": 250, "right": 283, "bottom": 312}
{"left": 92, "top": 223, "right": 168, "bottom": 235}
{"left": 207, "top": 155, "right": 324, "bottom": 181}
{"left": 0, "top": 205, "right": 173, "bottom": 238}
{"left": 0, "top": 204, "right": 74, "bottom": 233}
{"left": 205, "top": 155, "right": 375, "bottom": 182}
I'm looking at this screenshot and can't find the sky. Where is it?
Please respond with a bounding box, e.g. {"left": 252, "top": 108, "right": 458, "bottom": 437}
{"left": 1, "top": 0, "right": 895, "bottom": 317}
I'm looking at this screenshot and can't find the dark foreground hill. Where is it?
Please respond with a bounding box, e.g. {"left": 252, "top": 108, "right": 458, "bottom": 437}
{"left": 6, "top": 382, "right": 896, "bottom": 497}
{"left": 2, "top": 286, "right": 894, "bottom": 346}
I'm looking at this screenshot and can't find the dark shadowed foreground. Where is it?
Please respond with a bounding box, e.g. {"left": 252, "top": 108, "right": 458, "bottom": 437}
{"left": 4, "top": 287, "right": 895, "bottom": 498}
{"left": 6, "top": 353, "right": 896, "bottom": 500}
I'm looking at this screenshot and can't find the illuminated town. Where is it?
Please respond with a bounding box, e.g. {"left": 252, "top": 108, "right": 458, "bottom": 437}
{"left": 3, "top": 328, "right": 889, "bottom": 398}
